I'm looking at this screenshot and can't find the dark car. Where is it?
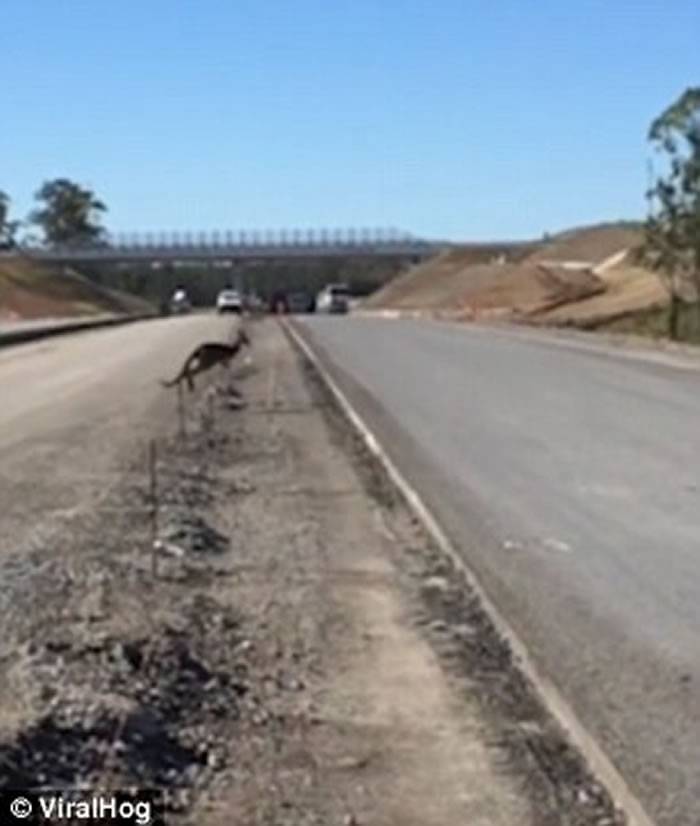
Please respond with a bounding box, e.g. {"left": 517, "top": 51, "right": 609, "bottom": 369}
{"left": 269, "top": 291, "right": 289, "bottom": 314}
{"left": 287, "top": 291, "right": 315, "bottom": 313}
{"left": 268, "top": 290, "right": 316, "bottom": 314}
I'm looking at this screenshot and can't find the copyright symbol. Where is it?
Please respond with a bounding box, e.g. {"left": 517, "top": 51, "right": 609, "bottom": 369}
{"left": 10, "top": 796, "right": 32, "bottom": 819}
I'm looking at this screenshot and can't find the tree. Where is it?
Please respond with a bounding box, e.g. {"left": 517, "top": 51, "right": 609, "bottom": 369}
{"left": 642, "top": 88, "right": 700, "bottom": 339}
{"left": 30, "top": 179, "right": 107, "bottom": 247}
{"left": 0, "top": 190, "right": 20, "bottom": 249}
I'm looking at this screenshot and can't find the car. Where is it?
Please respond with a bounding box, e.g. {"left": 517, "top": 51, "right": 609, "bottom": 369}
{"left": 170, "top": 287, "right": 192, "bottom": 315}
{"left": 243, "top": 292, "right": 265, "bottom": 314}
{"left": 216, "top": 288, "right": 243, "bottom": 314}
{"left": 287, "top": 291, "right": 315, "bottom": 314}
{"left": 316, "top": 283, "right": 350, "bottom": 314}
{"left": 269, "top": 290, "right": 290, "bottom": 314}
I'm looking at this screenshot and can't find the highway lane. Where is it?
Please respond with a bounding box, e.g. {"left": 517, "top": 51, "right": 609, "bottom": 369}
{"left": 297, "top": 316, "right": 700, "bottom": 826}
{"left": 0, "top": 315, "right": 233, "bottom": 563}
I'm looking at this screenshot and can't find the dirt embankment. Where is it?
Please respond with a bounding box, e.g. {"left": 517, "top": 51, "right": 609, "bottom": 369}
{"left": 365, "top": 223, "right": 670, "bottom": 330}
{"left": 526, "top": 225, "right": 642, "bottom": 267}
{"left": 0, "top": 255, "right": 152, "bottom": 320}
{"left": 535, "top": 262, "right": 667, "bottom": 328}
{"left": 364, "top": 242, "right": 537, "bottom": 311}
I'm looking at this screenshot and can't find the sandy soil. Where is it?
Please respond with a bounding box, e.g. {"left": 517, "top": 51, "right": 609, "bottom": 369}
{"left": 363, "top": 225, "right": 663, "bottom": 330}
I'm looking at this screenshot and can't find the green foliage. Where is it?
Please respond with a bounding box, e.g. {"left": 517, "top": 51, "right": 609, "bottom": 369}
{"left": 0, "top": 190, "right": 20, "bottom": 249}
{"left": 603, "top": 302, "right": 700, "bottom": 345}
{"left": 30, "top": 179, "right": 107, "bottom": 247}
{"left": 642, "top": 87, "right": 700, "bottom": 338}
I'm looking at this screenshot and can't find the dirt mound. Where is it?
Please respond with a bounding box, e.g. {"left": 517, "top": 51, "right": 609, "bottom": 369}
{"left": 528, "top": 223, "right": 643, "bottom": 266}
{"left": 537, "top": 260, "right": 668, "bottom": 328}
{"left": 365, "top": 253, "right": 603, "bottom": 317}
{"left": 363, "top": 224, "right": 657, "bottom": 326}
{"left": 0, "top": 255, "right": 153, "bottom": 320}
{"left": 364, "top": 243, "right": 537, "bottom": 310}
{"left": 454, "top": 262, "right": 605, "bottom": 317}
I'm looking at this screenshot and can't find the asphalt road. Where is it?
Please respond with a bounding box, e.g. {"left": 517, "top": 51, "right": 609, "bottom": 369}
{"left": 0, "top": 315, "right": 233, "bottom": 567}
{"left": 297, "top": 316, "right": 700, "bottom": 826}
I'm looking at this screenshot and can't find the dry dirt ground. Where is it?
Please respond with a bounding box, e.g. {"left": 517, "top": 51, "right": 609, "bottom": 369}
{"left": 364, "top": 225, "right": 663, "bottom": 329}
{"left": 0, "top": 319, "right": 623, "bottom": 824}
{"left": 536, "top": 263, "right": 667, "bottom": 328}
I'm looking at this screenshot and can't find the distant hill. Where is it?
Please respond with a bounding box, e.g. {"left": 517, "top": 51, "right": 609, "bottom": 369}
{"left": 362, "top": 223, "right": 661, "bottom": 327}
{"left": 0, "top": 255, "right": 154, "bottom": 320}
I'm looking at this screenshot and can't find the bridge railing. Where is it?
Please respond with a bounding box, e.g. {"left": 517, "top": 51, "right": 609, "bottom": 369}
{"left": 100, "top": 227, "right": 425, "bottom": 250}
{"left": 8, "top": 228, "right": 440, "bottom": 261}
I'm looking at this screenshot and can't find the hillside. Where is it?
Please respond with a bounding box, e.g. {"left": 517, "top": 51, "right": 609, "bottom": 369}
{"left": 363, "top": 223, "right": 664, "bottom": 327}
{"left": 536, "top": 257, "right": 667, "bottom": 328}
{"left": 364, "top": 242, "right": 537, "bottom": 310}
{"left": 0, "top": 255, "right": 153, "bottom": 320}
{"left": 528, "top": 223, "right": 643, "bottom": 265}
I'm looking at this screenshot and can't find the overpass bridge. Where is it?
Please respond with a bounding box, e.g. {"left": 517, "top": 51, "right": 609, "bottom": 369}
{"left": 14, "top": 228, "right": 442, "bottom": 266}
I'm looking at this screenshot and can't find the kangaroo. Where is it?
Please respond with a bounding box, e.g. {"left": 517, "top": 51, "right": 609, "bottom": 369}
{"left": 161, "top": 328, "right": 251, "bottom": 392}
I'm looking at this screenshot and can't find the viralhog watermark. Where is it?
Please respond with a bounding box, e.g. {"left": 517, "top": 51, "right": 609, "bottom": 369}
{"left": 0, "top": 790, "right": 165, "bottom": 824}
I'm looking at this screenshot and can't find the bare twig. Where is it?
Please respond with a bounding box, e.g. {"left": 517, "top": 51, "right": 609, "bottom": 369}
{"left": 177, "top": 382, "right": 186, "bottom": 438}
{"left": 149, "top": 439, "right": 159, "bottom": 579}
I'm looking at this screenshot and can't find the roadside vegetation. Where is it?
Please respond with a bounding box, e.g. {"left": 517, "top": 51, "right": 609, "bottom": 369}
{"left": 640, "top": 87, "right": 700, "bottom": 341}
{"left": 0, "top": 191, "right": 20, "bottom": 249}
{"left": 603, "top": 302, "right": 700, "bottom": 345}
{"left": 0, "top": 179, "right": 107, "bottom": 250}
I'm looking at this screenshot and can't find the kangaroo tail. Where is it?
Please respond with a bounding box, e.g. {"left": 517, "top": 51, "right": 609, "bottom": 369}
{"left": 161, "top": 351, "right": 197, "bottom": 390}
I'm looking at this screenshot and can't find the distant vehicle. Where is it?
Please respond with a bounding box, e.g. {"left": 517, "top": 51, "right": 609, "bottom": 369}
{"left": 216, "top": 288, "right": 243, "bottom": 314}
{"left": 316, "top": 283, "right": 350, "bottom": 314}
{"left": 287, "top": 291, "right": 315, "bottom": 314}
{"left": 244, "top": 292, "right": 265, "bottom": 312}
{"left": 269, "top": 291, "right": 289, "bottom": 314}
{"left": 170, "top": 287, "right": 192, "bottom": 315}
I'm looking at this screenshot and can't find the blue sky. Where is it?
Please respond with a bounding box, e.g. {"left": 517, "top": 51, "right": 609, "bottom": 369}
{"left": 1, "top": 0, "right": 698, "bottom": 240}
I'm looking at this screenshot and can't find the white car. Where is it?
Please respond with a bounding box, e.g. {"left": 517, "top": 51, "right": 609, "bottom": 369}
{"left": 317, "top": 283, "right": 350, "bottom": 314}
{"left": 216, "top": 288, "right": 243, "bottom": 314}
{"left": 170, "top": 288, "right": 192, "bottom": 315}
